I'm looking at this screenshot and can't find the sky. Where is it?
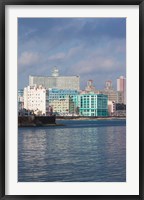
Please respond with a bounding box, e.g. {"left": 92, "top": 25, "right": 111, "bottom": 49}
{"left": 18, "top": 18, "right": 126, "bottom": 90}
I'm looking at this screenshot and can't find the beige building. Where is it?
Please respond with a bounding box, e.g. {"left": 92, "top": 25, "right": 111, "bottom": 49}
{"left": 100, "top": 81, "right": 117, "bottom": 102}
{"left": 24, "top": 85, "right": 48, "bottom": 115}
{"left": 117, "top": 76, "right": 126, "bottom": 104}
{"left": 101, "top": 90, "right": 117, "bottom": 102}
{"left": 49, "top": 97, "right": 69, "bottom": 115}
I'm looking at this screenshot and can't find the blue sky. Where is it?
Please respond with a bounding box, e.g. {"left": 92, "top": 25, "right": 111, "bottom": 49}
{"left": 18, "top": 18, "right": 126, "bottom": 90}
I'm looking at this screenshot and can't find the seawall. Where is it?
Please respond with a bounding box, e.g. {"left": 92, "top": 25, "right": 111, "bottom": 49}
{"left": 18, "top": 115, "right": 56, "bottom": 127}
{"left": 56, "top": 116, "right": 126, "bottom": 120}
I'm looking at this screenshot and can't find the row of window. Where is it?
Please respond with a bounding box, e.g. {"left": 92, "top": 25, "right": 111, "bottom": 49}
{"left": 27, "top": 100, "right": 43, "bottom": 103}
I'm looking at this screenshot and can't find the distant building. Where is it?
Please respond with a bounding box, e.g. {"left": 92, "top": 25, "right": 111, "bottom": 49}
{"left": 23, "top": 85, "right": 49, "bottom": 116}
{"left": 117, "top": 76, "right": 126, "bottom": 104}
{"left": 115, "top": 103, "right": 126, "bottom": 110}
{"left": 108, "top": 101, "right": 116, "bottom": 116}
{"left": 100, "top": 80, "right": 117, "bottom": 102}
{"left": 105, "top": 80, "right": 113, "bottom": 90}
{"left": 114, "top": 103, "right": 126, "bottom": 116}
{"left": 48, "top": 88, "right": 79, "bottom": 115}
{"left": 18, "top": 89, "right": 24, "bottom": 111}
{"left": 117, "top": 91, "right": 124, "bottom": 104}
{"left": 80, "top": 80, "right": 100, "bottom": 95}
{"left": 84, "top": 80, "right": 98, "bottom": 93}
{"left": 29, "top": 67, "right": 80, "bottom": 91}
{"left": 79, "top": 93, "right": 108, "bottom": 117}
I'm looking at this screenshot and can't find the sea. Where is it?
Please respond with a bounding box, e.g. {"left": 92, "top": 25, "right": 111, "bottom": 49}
{"left": 18, "top": 119, "right": 126, "bottom": 182}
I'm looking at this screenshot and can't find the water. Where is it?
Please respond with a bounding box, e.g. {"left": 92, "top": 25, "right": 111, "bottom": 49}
{"left": 18, "top": 119, "right": 126, "bottom": 182}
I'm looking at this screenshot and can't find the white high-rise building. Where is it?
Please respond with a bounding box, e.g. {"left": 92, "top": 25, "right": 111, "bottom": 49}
{"left": 29, "top": 67, "right": 80, "bottom": 91}
{"left": 24, "top": 85, "right": 48, "bottom": 115}
{"left": 117, "top": 76, "right": 126, "bottom": 104}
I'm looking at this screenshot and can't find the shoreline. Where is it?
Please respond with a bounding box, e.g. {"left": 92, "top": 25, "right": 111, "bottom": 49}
{"left": 56, "top": 116, "right": 126, "bottom": 120}
{"left": 18, "top": 123, "right": 65, "bottom": 127}
{"left": 18, "top": 116, "right": 126, "bottom": 127}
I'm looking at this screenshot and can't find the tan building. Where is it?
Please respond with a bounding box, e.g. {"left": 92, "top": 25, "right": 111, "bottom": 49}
{"left": 49, "top": 97, "right": 69, "bottom": 115}
{"left": 100, "top": 80, "right": 117, "bottom": 102}
{"left": 101, "top": 90, "right": 117, "bottom": 102}
{"left": 117, "top": 76, "right": 126, "bottom": 104}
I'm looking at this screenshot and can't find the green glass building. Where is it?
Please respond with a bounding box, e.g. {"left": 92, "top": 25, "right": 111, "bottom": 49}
{"left": 79, "top": 93, "right": 108, "bottom": 117}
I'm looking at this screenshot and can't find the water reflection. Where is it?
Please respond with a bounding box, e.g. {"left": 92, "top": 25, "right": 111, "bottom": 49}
{"left": 18, "top": 120, "right": 126, "bottom": 182}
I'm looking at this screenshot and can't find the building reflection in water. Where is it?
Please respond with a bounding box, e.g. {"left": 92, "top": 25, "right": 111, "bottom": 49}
{"left": 18, "top": 123, "right": 126, "bottom": 182}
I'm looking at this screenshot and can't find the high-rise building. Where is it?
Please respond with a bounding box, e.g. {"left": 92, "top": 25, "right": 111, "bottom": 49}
{"left": 117, "top": 76, "right": 126, "bottom": 104}
{"left": 23, "top": 85, "right": 49, "bottom": 115}
{"left": 29, "top": 67, "right": 80, "bottom": 91}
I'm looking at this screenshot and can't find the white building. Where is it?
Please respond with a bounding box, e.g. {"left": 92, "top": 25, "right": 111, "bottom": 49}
{"left": 108, "top": 101, "right": 116, "bottom": 116}
{"left": 29, "top": 67, "right": 80, "bottom": 91}
{"left": 24, "top": 85, "right": 48, "bottom": 115}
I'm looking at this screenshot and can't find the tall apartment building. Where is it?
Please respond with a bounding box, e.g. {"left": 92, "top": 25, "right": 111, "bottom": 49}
{"left": 23, "top": 85, "right": 48, "bottom": 115}
{"left": 79, "top": 93, "right": 108, "bottom": 117}
{"left": 29, "top": 67, "right": 80, "bottom": 91}
{"left": 117, "top": 76, "right": 126, "bottom": 104}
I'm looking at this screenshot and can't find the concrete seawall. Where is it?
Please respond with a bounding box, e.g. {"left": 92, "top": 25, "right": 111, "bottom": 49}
{"left": 56, "top": 116, "right": 126, "bottom": 120}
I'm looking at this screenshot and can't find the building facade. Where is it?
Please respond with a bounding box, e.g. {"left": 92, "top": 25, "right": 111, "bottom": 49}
{"left": 24, "top": 85, "right": 48, "bottom": 115}
{"left": 79, "top": 93, "right": 108, "bottom": 117}
{"left": 100, "top": 80, "right": 117, "bottom": 102}
{"left": 108, "top": 100, "right": 116, "bottom": 116}
{"left": 48, "top": 88, "right": 79, "bottom": 115}
{"left": 117, "top": 76, "right": 126, "bottom": 104}
{"left": 29, "top": 68, "right": 80, "bottom": 91}
{"left": 18, "top": 89, "right": 24, "bottom": 111}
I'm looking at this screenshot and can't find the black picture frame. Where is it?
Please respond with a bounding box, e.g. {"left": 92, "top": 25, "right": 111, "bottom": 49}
{"left": 0, "top": 0, "right": 143, "bottom": 199}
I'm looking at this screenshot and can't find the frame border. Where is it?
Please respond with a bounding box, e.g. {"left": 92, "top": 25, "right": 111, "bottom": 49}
{"left": 0, "top": 0, "right": 143, "bottom": 199}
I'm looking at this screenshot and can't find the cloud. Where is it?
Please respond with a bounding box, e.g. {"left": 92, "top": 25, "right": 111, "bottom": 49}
{"left": 67, "top": 45, "right": 84, "bottom": 58}
{"left": 18, "top": 18, "right": 126, "bottom": 89}
{"left": 19, "top": 51, "right": 40, "bottom": 66}
{"left": 73, "top": 56, "right": 119, "bottom": 75}
{"left": 48, "top": 52, "right": 66, "bottom": 60}
{"left": 47, "top": 45, "right": 84, "bottom": 62}
{"left": 24, "top": 28, "right": 37, "bottom": 38}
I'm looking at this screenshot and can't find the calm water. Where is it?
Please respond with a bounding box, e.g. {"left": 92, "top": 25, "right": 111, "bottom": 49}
{"left": 18, "top": 119, "right": 126, "bottom": 182}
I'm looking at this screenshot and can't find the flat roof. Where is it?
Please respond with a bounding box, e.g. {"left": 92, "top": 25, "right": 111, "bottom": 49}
{"left": 29, "top": 75, "right": 80, "bottom": 78}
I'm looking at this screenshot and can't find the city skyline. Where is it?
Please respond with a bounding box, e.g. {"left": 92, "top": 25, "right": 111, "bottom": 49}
{"left": 18, "top": 18, "right": 126, "bottom": 90}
